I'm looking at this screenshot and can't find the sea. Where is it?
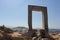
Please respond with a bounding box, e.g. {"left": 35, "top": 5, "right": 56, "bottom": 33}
{"left": 49, "top": 29, "right": 60, "bottom": 34}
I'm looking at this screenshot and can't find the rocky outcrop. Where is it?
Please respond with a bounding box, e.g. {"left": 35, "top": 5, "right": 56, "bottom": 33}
{"left": 0, "top": 25, "right": 60, "bottom": 40}
{"left": 0, "top": 25, "right": 14, "bottom": 33}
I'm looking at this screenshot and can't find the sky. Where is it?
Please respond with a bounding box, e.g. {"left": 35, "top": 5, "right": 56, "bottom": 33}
{"left": 0, "top": 0, "right": 60, "bottom": 29}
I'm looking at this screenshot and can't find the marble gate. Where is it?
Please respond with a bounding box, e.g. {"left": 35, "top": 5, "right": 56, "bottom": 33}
{"left": 28, "top": 5, "right": 49, "bottom": 38}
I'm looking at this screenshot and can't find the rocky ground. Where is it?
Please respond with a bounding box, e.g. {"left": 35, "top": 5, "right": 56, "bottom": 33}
{"left": 0, "top": 26, "right": 60, "bottom": 40}
{"left": 49, "top": 33, "right": 60, "bottom": 40}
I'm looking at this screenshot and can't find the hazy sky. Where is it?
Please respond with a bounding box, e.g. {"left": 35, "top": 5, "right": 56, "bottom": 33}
{"left": 0, "top": 0, "right": 60, "bottom": 29}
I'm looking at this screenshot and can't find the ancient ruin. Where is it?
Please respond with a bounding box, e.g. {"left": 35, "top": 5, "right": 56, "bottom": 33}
{"left": 28, "top": 5, "right": 49, "bottom": 38}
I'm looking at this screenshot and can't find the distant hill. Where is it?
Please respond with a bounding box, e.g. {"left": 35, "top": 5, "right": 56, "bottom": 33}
{"left": 12, "top": 26, "right": 28, "bottom": 33}
{"left": 12, "top": 26, "right": 60, "bottom": 33}
{"left": 0, "top": 25, "right": 59, "bottom": 34}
